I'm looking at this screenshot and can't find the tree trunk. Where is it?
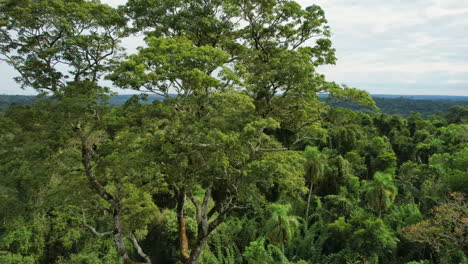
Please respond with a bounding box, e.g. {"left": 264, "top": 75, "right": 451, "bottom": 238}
{"left": 114, "top": 207, "right": 131, "bottom": 263}
{"left": 187, "top": 187, "right": 213, "bottom": 264}
{"left": 81, "top": 137, "right": 141, "bottom": 264}
{"left": 305, "top": 181, "right": 313, "bottom": 230}
{"left": 177, "top": 191, "right": 190, "bottom": 263}
{"left": 187, "top": 236, "right": 209, "bottom": 264}
{"left": 179, "top": 186, "right": 232, "bottom": 264}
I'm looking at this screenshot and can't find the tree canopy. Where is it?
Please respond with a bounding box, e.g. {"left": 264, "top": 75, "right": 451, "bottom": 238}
{"left": 0, "top": 1, "right": 466, "bottom": 264}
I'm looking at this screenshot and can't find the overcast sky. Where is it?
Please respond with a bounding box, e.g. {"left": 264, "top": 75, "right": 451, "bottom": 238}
{"left": 1, "top": 0, "right": 467, "bottom": 95}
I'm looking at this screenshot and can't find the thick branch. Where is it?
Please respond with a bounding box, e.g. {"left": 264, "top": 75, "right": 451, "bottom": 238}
{"left": 130, "top": 233, "right": 152, "bottom": 264}
{"left": 176, "top": 191, "right": 190, "bottom": 262}
{"left": 207, "top": 203, "right": 221, "bottom": 219}
{"left": 81, "top": 137, "right": 116, "bottom": 206}
{"left": 81, "top": 210, "right": 112, "bottom": 236}
{"left": 208, "top": 201, "right": 234, "bottom": 234}
{"left": 188, "top": 190, "right": 234, "bottom": 264}
{"left": 199, "top": 187, "right": 212, "bottom": 236}
{"left": 258, "top": 148, "right": 290, "bottom": 152}
{"left": 80, "top": 136, "right": 136, "bottom": 264}
{"left": 113, "top": 206, "right": 132, "bottom": 263}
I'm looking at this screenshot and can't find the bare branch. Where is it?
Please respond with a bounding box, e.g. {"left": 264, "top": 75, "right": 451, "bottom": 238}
{"left": 130, "top": 233, "right": 152, "bottom": 264}
{"left": 258, "top": 148, "right": 290, "bottom": 152}
{"left": 81, "top": 210, "right": 112, "bottom": 237}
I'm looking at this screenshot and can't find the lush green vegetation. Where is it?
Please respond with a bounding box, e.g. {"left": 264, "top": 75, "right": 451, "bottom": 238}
{"left": 0, "top": 1, "right": 466, "bottom": 264}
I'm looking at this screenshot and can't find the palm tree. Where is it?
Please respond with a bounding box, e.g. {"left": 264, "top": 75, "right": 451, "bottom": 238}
{"left": 265, "top": 203, "right": 300, "bottom": 253}
{"left": 336, "top": 125, "right": 360, "bottom": 153}
{"left": 364, "top": 172, "right": 398, "bottom": 217}
{"left": 303, "top": 146, "right": 326, "bottom": 228}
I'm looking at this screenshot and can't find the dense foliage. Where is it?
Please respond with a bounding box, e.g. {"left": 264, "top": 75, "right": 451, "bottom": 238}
{"left": 0, "top": 1, "right": 466, "bottom": 264}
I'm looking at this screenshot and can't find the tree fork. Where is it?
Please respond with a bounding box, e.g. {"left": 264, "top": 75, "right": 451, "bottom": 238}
{"left": 81, "top": 136, "right": 145, "bottom": 264}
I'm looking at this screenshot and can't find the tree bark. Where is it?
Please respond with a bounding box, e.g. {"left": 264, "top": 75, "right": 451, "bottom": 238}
{"left": 177, "top": 191, "right": 190, "bottom": 263}
{"left": 187, "top": 236, "right": 209, "bottom": 264}
{"left": 81, "top": 138, "right": 115, "bottom": 204}
{"left": 186, "top": 188, "right": 212, "bottom": 263}
{"left": 130, "top": 233, "right": 152, "bottom": 264}
{"left": 113, "top": 207, "right": 131, "bottom": 263}
{"left": 179, "top": 186, "right": 235, "bottom": 264}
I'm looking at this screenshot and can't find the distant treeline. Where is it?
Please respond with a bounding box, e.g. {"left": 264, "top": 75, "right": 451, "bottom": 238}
{"left": 1, "top": 94, "right": 467, "bottom": 116}
{"left": 323, "top": 96, "right": 468, "bottom": 116}
{"left": 0, "top": 95, "right": 39, "bottom": 109}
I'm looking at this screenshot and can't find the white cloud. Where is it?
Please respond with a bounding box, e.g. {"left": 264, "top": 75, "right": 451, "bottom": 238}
{"left": 446, "top": 79, "right": 467, "bottom": 84}
{"left": 101, "top": 0, "right": 126, "bottom": 7}
{"left": 311, "top": 0, "right": 468, "bottom": 95}
{"left": 426, "top": 6, "right": 468, "bottom": 17}
{"left": 331, "top": 62, "right": 468, "bottom": 74}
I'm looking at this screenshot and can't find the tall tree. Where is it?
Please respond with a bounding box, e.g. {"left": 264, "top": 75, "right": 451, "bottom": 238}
{"left": 402, "top": 193, "right": 467, "bottom": 263}
{"left": 0, "top": 1, "right": 158, "bottom": 263}
{"left": 265, "top": 204, "right": 301, "bottom": 254}
{"left": 364, "top": 172, "right": 398, "bottom": 217}
{"left": 0, "top": 0, "right": 126, "bottom": 93}
{"left": 303, "top": 146, "right": 326, "bottom": 228}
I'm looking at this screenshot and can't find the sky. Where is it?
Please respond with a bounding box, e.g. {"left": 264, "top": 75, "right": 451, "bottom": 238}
{"left": 1, "top": 0, "right": 467, "bottom": 96}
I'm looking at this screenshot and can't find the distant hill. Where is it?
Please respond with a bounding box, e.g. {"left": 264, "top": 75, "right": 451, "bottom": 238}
{"left": 0, "top": 95, "right": 39, "bottom": 109}
{"left": 322, "top": 96, "right": 467, "bottom": 116}
{"left": 107, "top": 94, "right": 167, "bottom": 105}
{"left": 369, "top": 94, "right": 468, "bottom": 101}
{"left": 1, "top": 94, "right": 467, "bottom": 116}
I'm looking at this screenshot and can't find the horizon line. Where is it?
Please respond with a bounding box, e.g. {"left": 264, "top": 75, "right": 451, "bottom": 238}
{"left": 2, "top": 93, "right": 468, "bottom": 97}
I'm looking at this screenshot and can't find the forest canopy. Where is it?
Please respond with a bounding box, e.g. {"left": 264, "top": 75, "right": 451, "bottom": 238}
{"left": 0, "top": 1, "right": 466, "bottom": 264}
